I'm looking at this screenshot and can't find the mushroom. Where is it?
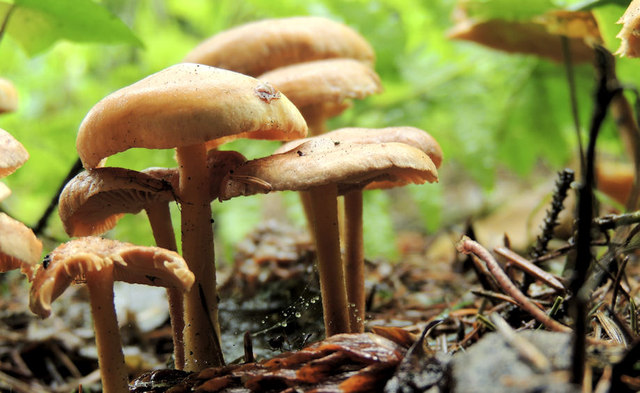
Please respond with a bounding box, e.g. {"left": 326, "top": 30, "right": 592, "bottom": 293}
{"left": 0, "top": 78, "right": 18, "bottom": 114}
{"left": 29, "top": 237, "right": 194, "bottom": 393}
{"left": 278, "top": 127, "right": 443, "bottom": 332}
{"left": 58, "top": 167, "right": 187, "bottom": 367}
{"left": 220, "top": 138, "right": 439, "bottom": 336}
{"left": 183, "top": 16, "right": 374, "bottom": 77}
{"left": 0, "top": 213, "right": 42, "bottom": 280}
{"left": 76, "top": 63, "right": 306, "bottom": 370}
{"left": 615, "top": 0, "right": 640, "bottom": 58}
{"left": 0, "top": 128, "right": 29, "bottom": 178}
{"left": 0, "top": 128, "right": 41, "bottom": 280}
{"left": 258, "top": 58, "right": 382, "bottom": 135}
{"left": 58, "top": 151, "right": 246, "bottom": 369}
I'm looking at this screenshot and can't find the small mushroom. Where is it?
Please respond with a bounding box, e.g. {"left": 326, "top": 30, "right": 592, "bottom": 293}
{"left": 278, "top": 127, "right": 443, "bottom": 332}
{"left": 29, "top": 237, "right": 194, "bottom": 393}
{"left": 183, "top": 16, "right": 375, "bottom": 77}
{"left": 258, "top": 59, "right": 382, "bottom": 135}
{"left": 220, "top": 139, "right": 438, "bottom": 336}
{"left": 0, "top": 78, "right": 18, "bottom": 115}
{"left": 76, "top": 63, "right": 306, "bottom": 370}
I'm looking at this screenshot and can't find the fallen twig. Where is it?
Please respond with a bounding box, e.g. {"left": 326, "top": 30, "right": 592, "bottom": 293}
{"left": 456, "top": 237, "right": 571, "bottom": 333}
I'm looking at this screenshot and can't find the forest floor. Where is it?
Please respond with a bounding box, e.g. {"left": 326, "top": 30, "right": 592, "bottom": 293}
{"left": 1, "top": 169, "right": 639, "bottom": 393}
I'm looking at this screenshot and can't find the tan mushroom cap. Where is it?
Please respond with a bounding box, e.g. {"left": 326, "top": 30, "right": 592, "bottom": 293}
{"left": 0, "top": 213, "right": 42, "bottom": 279}
{"left": 0, "top": 78, "right": 18, "bottom": 114}
{"left": 0, "top": 128, "right": 29, "bottom": 178}
{"left": 220, "top": 138, "right": 438, "bottom": 200}
{"left": 77, "top": 63, "right": 307, "bottom": 169}
{"left": 616, "top": 0, "right": 640, "bottom": 58}
{"left": 258, "top": 59, "right": 382, "bottom": 110}
{"left": 30, "top": 237, "right": 195, "bottom": 318}
{"left": 59, "top": 167, "right": 176, "bottom": 237}
{"left": 277, "top": 126, "right": 443, "bottom": 168}
{"left": 183, "top": 16, "right": 375, "bottom": 77}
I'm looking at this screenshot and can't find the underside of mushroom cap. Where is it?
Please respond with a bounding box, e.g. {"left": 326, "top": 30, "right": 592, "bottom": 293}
{"left": 219, "top": 138, "right": 438, "bottom": 200}
{"left": 0, "top": 128, "right": 29, "bottom": 178}
{"left": 30, "top": 237, "right": 194, "bottom": 318}
{"left": 0, "top": 213, "right": 42, "bottom": 279}
{"left": 258, "top": 59, "right": 382, "bottom": 109}
{"left": 59, "top": 167, "right": 176, "bottom": 237}
{"left": 77, "top": 63, "right": 307, "bottom": 169}
{"left": 183, "top": 16, "right": 375, "bottom": 77}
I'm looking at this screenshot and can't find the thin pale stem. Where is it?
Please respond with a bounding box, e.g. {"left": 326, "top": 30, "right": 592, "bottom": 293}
{"left": 308, "top": 183, "right": 350, "bottom": 336}
{"left": 145, "top": 201, "right": 185, "bottom": 370}
{"left": 86, "top": 266, "right": 129, "bottom": 393}
{"left": 344, "top": 189, "right": 365, "bottom": 333}
{"left": 176, "top": 144, "right": 224, "bottom": 371}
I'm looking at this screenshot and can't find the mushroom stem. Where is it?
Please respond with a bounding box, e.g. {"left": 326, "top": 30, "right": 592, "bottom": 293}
{"left": 85, "top": 265, "right": 129, "bottom": 393}
{"left": 308, "top": 183, "right": 350, "bottom": 336}
{"left": 176, "top": 144, "right": 224, "bottom": 371}
{"left": 343, "top": 189, "right": 365, "bottom": 333}
{"left": 144, "top": 200, "right": 185, "bottom": 370}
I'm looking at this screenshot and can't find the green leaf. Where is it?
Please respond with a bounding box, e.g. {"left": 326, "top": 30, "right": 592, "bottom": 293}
{"left": 0, "top": 0, "right": 142, "bottom": 56}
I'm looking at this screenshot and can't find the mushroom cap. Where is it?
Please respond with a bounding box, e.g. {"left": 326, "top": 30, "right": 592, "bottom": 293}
{"left": 277, "top": 126, "right": 443, "bottom": 168}
{"left": 59, "top": 167, "right": 176, "bottom": 237}
{"left": 258, "top": 59, "right": 382, "bottom": 111}
{"left": 219, "top": 138, "right": 438, "bottom": 200}
{"left": 0, "top": 128, "right": 29, "bottom": 178}
{"left": 77, "top": 63, "right": 307, "bottom": 169}
{"left": 0, "top": 78, "right": 18, "bottom": 114}
{"left": 183, "top": 16, "right": 375, "bottom": 77}
{"left": 29, "top": 237, "right": 195, "bottom": 318}
{"left": 616, "top": 0, "right": 640, "bottom": 58}
{"left": 0, "top": 213, "right": 42, "bottom": 279}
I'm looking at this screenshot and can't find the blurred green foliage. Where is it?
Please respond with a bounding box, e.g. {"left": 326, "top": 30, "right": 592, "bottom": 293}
{"left": 0, "top": 0, "right": 636, "bottom": 261}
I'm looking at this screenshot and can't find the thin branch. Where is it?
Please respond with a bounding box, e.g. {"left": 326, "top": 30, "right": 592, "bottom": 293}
{"left": 456, "top": 237, "right": 571, "bottom": 333}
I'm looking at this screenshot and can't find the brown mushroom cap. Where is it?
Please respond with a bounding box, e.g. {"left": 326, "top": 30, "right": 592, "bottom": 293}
{"left": 59, "top": 167, "right": 176, "bottom": 237}
{"left": 0, "top": 213, "right": 42, "bottom": 279}
{"left": 0, "top": 128, "right": 29, "bottom": 178}
{"left": 0, "top": 78, "right": 18, "bottom": 114}
{"left": 616, "top": 0, "right": 640, "bottom": 58}
{"left": 258, "top": 59, "right": 382, "bottom": 111}
{"left": 183, "top": 17, "right": 375, "bottom": 77}
{"left": 30, "top": 237, "right": 194, "bottom": 318}
{"left": 77, "top": 63, "right": 307, "bottom": 169}
{"left": 277, "top": 126, "right": 443, "bottom": 168}
{"left": 220, "top": 138, "right": 438, "bottom": 200}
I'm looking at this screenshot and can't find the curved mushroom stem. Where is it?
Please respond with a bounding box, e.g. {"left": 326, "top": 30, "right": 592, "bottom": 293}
{"left": 308, "top": 183, "right": 350, "bottom": 336}
{"left": 343, "top": 189, "right": 365, "bottom": 333}
{"left": 86, "top": 265, "right": 129, "bottom": 393}
{"left": 176, "top": 144, "right": 224, "bottom": 371}
{"left": 145, "top": 201, "right": 185, "bottom": 370}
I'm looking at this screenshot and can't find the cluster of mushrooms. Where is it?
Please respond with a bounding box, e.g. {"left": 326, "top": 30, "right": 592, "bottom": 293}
{"left": 8, "top": 16, "right": 444, "bottom": 393}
